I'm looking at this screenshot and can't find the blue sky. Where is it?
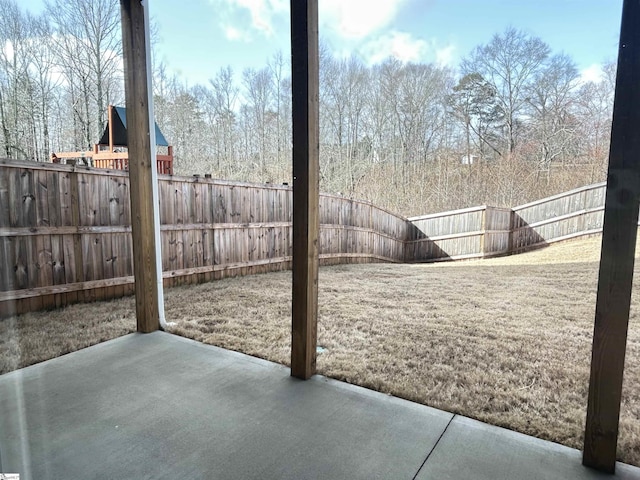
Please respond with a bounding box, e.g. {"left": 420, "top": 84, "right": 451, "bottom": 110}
{"left": 22, "top": 0, "right": 623, "bottom": 85}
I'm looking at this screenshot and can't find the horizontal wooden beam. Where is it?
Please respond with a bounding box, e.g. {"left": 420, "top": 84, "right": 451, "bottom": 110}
{"left": 513, "top": 182, "right": 606, "bottom": 211}
{"left": 0, "top": 276, "right": 136, "bottom": 301}
{"left": 53, "top": 151, "right": 95, "bottom": 158}
{"left": 0, "top": 226, "right": 133, "bottom": 236}
{"left": 0, "top": 253, "right": 402, "bottom": 303}
{"left": 408, "top": 205, "right": 489, "bottom": 222}
{"left": 512, "top": 207, "right": 604, "bottom": 230}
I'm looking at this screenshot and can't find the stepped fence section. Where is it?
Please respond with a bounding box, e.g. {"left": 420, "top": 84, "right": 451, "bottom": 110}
{"left": 407, "top": 182, "right": 606, "bottom": 261}
{"left": 407, "top": 205, "right": 512, "bottom": 261}
{"left": 407, "top": 183, "right": 610, "bottom": 262}
{"left": 510, "top": 183, "right": 607, "bottom": 251}
{"left": 0, "top": 160, "right": 618, "bottom": 317}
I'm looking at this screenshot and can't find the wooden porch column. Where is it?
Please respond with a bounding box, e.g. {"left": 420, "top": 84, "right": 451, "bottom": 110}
{"left": 290, "top": 0, "right": 319, "bottom": 379}
{"left": 583, "top": 0, "right": 640, "bottom": 472}
{"left": 120, "top": 0, "right": 160, "bottom": 333}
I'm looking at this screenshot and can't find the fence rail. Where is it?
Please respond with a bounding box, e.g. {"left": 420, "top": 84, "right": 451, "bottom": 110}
{"left": 405, "top": 183, "right": 616, "bottom": 262}
{"left": 0, "top": 160, "right": 408, "bottom": 316}
{"left": 407, "top": 205, "right": 512, "bottom": 261}
{"left": 0, "top": 159, "right": 621, "bottom": 317}
{"left": 510, "top": 182, "right": 607, "bottom": 251}
{"left": 406, "top": 183, "right": 612, "bottom": 262}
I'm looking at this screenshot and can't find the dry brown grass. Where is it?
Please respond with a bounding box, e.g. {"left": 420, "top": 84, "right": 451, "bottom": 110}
{"left": 165, "top": 236, "right": 640, "bottom": 466}
{"left": 0, "top": 298, "right": 136, "bottom": 374}
{"left": 1, "top": 235, "right": 639, "bottom": 465}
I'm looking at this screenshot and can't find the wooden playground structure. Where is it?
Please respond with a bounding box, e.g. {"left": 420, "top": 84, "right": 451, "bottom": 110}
{"left": 51, "top": 104, "right": 174, "bottom": 174}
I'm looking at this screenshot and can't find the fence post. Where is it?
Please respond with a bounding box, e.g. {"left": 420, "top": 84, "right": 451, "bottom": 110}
{"left": 508, "top": 209, "right": 516, "bottom": 254}
{"left": 480, "top": 206, "right": 487, "bottom": 256}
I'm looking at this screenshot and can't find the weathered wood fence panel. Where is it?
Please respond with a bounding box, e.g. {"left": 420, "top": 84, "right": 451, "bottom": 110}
{"left": 483, "top": 207, "right": 512, "bottom": 257}
{"left": 0, "top": 160, "right": 626, "bottom": 317}
{"left": 408, "top": 206, "right": 485, "bottom": 261}
{"left": 0, "top": 160, "right": 409, "bottom": 316}
{"left": 406, "top": 183, "right": 616, "bottom": 262}
{"left": 511, "top": 183, "right": 607, "bottom": 251}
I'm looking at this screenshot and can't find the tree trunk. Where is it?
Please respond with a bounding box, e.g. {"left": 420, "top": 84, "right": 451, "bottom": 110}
{"left": 0, "top": 90, "right": 12, "bottom": 157}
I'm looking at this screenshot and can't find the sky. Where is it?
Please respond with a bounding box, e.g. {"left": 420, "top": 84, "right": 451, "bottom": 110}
{"left": 21, "top": 0, "right": 623, "bottom": 86}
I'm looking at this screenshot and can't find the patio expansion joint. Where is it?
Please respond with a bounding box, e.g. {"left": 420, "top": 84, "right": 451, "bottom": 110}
{"left": 411, "top": 413, "right": 456, "bottom": 480}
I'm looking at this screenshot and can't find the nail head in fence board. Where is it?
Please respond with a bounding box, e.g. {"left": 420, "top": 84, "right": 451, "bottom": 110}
{"left": 290, "top": 0, "right": 319, "bottom": 380}
{"left": 583, "top": 0, "right": 639, "bottom": 472}
{"left": 120, "top": 0, "right": 160, "bottom": 333}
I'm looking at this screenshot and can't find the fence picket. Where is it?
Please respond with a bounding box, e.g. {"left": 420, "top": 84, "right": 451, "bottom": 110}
{"left": 0, "top": 161, "right": 619, "bottom": 315}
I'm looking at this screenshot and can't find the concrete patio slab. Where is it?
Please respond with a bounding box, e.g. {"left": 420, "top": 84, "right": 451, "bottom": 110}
{"left": 0, "top": 331, "right": 639, "bottom": 480}
{"left": 414, "top": 414, "right": 640, "bottom": 480}
{"left": 0, "top": 332, "right": 451, "bottom": 480}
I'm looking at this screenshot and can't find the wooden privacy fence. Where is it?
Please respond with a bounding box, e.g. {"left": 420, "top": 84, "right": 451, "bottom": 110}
{"left": 511, "top": 183, "right": 607, "bottom": 251}
{"left": 0, "top": 160, "right": 619, "bottom": 317}
{"left": 407, "top": 182, "right": 612, "bottom": 261}
{"left": 408, "top": 205, "right": 512, "bottom": 261}
{"left": 0, "top": 160, "right": 408, "bottom": 316}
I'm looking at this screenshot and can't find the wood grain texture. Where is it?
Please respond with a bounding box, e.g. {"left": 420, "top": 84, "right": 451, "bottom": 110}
{"left": 583, "top": 0, "right": 639, "bottom": 472}
{"left": 290, "top": 0, "right": 320, "bottom": 380}
{"left": 120, "top": 0, "right": 160, "bottom": 333}
{"left": 1, "top": 158, "right": 627, "bottom": 319}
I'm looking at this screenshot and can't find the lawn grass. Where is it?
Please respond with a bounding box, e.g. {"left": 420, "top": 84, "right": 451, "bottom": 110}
{"left": 1, "top": 235, "right": 639, "bottom": 466}
{"left": 0, "top": 298, "right": 135, "bottom": 374}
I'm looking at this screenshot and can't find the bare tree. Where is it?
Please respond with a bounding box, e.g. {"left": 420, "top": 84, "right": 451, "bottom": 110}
{"left": 0, "top": 0, "right": 31, "bottom": 158}
{"left": 321, "top": 55, "right": 370, "bottom": 194}
{"left": 525, "top": 53, "right": 580, "bottom": 176}
{"left": 46, "top": 0, "right": 122, "bottom": 148}
{"left": 463, "top": 27, "right": 550, "bottom": 156}
{"left": 448, "top": 72, "right": 503, "bottom": 161}
{"left": 242, "top": 67, "right": 274, "bottom": 181}
{"left": 25, "top": 13, "right": 62, "bottom": 161}
{"left": 210, "top": 66, "right": 239, "bottom": 174}
{"left": 268, "top": 51, "right": 289, "bottom": 172}
{"left": 574, "top": 60, "right": 616, "bottom": 182}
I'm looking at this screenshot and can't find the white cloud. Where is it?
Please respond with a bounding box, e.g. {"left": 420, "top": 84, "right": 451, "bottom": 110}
{"left": 215, "top": 0, "right": 405, "bottom": 41}
{"left": 580, "top": 63, "right": 604, "bottom": 84}
{"left": 435, "top": 44, "right": 456, "bottom": 67}
{"left": 362, "top": 31, "right": 427, "bottom": 65}
{"left": 321, "top": 0, "right": 406, "bottom": 39}
{"left": 224, "top": 25, "right": 249, "bottom": 42}
{"left": 360, "top": 33, "right": 458, "bottom": 67}
{"left": 214, "top": 0, "right": 288, "bottom": 38}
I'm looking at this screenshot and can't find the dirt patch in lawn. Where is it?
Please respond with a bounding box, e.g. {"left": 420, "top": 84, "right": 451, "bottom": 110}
{"left": 1, "top": 235, "right": 639, "bottom": 465}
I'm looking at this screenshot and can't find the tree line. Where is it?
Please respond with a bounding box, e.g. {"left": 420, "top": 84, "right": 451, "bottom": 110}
{"left": 0, "top": 0, "right": 615, "bottom": 216}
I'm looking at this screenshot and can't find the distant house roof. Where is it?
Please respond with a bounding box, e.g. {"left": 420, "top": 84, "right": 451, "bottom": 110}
{"left": 98, "top": 106, "right": 169, "bottom": 147}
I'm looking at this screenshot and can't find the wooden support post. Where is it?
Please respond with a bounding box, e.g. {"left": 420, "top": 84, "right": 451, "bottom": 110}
{"left": 108, "top": 104, "right": 114, "bottom": 153}
{"left": 120, "top": 0, "right": 160, "bottom": 333}
{"left": 583, "top": 0, "right": 640, "bottom": 472}
{"left": 290, "top": 0, "right": 319, "bottom": 380}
